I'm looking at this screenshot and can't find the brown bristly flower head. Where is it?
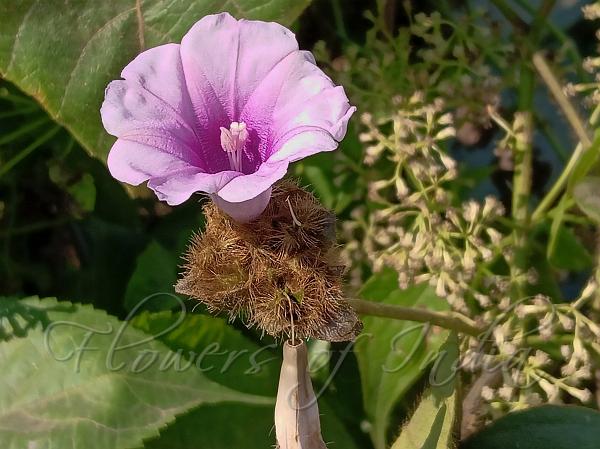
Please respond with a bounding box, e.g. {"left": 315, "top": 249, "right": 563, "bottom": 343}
{"left": 175, "top": 180, "right": 362, "bottom": 341}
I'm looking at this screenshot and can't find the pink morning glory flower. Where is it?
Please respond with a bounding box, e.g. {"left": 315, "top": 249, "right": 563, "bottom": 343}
{"left": 101, "top": 12, "right": 355, "bottom": 222}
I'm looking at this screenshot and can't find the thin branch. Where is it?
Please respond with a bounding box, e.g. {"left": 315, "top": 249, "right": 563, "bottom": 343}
{"left": 531, "top": 52, "right": 598, "bottom": 222}
{"left": 347, "top": 298, "right": 483, "bottom": 337}
{"left": 489, "top": 0, "right": 529, "bottom": 31}
{"left": 0, "top": 126, "right": 61, "bottom": 178}
{"left": 533, "top": 52, "right": 591, "bottom": 147}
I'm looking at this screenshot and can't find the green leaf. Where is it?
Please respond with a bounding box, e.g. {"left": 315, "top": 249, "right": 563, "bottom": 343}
{"left": 461, "top": 405, "right": 600, "bottom": 449}
{"left": 131, "top": 311, "right": 279, "bottom": 448}
{"left": 355, "top": 269, "right": 450, "bottom": 449}
{"left": 149, "top": 201, "right": 203, "bottom": 255}
{"left": 132, "top": 310, "right": 362, "bottom": 449}
{"left": 390, "top": 332, "right": 459, "bottom": 449}
{"left": 61, "top": 217, "right": 146, "bottom": 313}
{"left": 568, "top": 131, "right": 600, "bottom": 190}
{"left": 0, "top": 296, "right": 272, "bottom": 449}
{"left": 573, "top": 176, "right": 600, "bottom": 224}
{"left": 141, "top": 403, "right": 276, "bottom": 449}
{"left": 68, "top": 172, "right": 96, "bottom": 212}
{"left": 0, "top": 0, "right": 312, "bottom": 161}
{"left": 48, "top": 162, "right": 96, "bottom": 213}
{"left": 124, "top": 240, "right": 180, "bottom": 312}
{"left": 544, "top": 200, "right": 593, "bottom": 273}
{"left": 546, "top": 195, "right": 567, "bottom": 263}
{"left": 547, "top": 223, "right": 593, "bottom": 271}
{"left": 131, "top": 310, "right": 281, "bottom": 397}
{"left": 143, "top": 399, "right": 362, "bottom": 449}
{"left": 302, "top": 161, "right": 337, "bottom": 209}
{"left": 527, "top": 223, "right": 565, "bottom": 301}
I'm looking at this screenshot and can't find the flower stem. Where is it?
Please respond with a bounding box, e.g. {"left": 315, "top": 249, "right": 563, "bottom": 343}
{"left": 0, "top": 217, "right": 70, "bottom": 239}
{"left": 489, "top": 0, "right": 528, "bottom": 31}
{"left": 347, "top": 298, "right": 483, "bottom": 337}
{"left": 531, "top": 52, "right": 596, "bottom": 222}
{"left": 331, "top": 0, "right": 349, "bottom": 43}
{"left": 533, "top": 52, "right": 591, "bottom": 147}
{"left": 510, "top": 63, "right": 534, "bottom": 298}
{"left": 0, "top": 126, "right": 61, "bottom": 178}
{"left": 533, "top": 143, "right": 582, "bottom": 222}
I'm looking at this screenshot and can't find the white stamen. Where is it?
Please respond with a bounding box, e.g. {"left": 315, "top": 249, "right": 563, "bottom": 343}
{"left": 220, "top": 121, "right": 248, "bottom": 172}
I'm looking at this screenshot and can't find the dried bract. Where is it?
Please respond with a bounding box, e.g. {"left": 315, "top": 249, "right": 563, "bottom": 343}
{"left": 176, "top": 180, "right": 362, "bottom": 341}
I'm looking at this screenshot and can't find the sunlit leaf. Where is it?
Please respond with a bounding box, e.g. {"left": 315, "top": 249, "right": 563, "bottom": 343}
{"left": 355, "top": 269, "right": 450, "bottom": 449}
{"left": 0, "top": 296, "right": 272, "bottom": 449}
{"left": 390, "top": 332, "right": 459, "bottom": 449}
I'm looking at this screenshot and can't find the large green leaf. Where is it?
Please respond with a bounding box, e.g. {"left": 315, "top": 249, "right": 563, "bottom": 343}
{"left": 0, "top": 296, "right": 272, "bottom": 449}
{"left": 131, "top": 310, "right": 281, "bottom": 397}
{"left": 0, "top": 0, "right": 312, "bottom": 161}
{"left": 355, "top": 269, "right": 451, "bottom": 449}
{"left": 130, "top": 311, "right": 279, "bottom": 448}
{"left": 132, "top": 310, "right": 362, "bottom": 449}
{"left": 390, "top": 332, "right": 459, "bottom": 449}
{"left": 143, "top": 399, "right": 362, "bottom": 449}
{"left": 141, "top": 403, "right": 276, "bottom": 449}
{"left": 461, "top": 405, "right": 600, "bottom": 449}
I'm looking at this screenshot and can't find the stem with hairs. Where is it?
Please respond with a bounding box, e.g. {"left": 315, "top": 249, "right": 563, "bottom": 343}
{"left": 348, "top": 298, "right": 483, "bottom": 337}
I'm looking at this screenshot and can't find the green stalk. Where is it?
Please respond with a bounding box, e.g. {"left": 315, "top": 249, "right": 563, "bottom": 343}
{"left": 331, "top": 0, "right": 349, "bottom": 43}
{"left": 0, "top": 126, "right": 61, "bottom": 178}
{"left": 347, "top": 298, "right": 483, "bottom": 337}
{"left": 0, "top": 217, "right": 70, "bottom": 239}
{"left": 531, "top": 52, "right": 597, "bottom": 222}
{"left": 507, "top": 0, "right": 554, "bottom": 297}
{"left": 511, "top": 63, "right": 534, "bottom": 298}
{"left": 533, "top": 52, "right": 591, "bottom": 147}
{"left": 0, "top": 116, "right": 49, "bottom": 145}
{"left": 489, "top": 0, "right": 528, "bottom": 31}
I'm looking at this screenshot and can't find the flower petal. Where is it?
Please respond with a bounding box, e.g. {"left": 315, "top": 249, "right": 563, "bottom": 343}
{"left": 101, "top": 43, "right": 214, "bottom": 182}
{"left": 107, "top": 139, "right": 197, "bottom": 185}
{"left": 147, "top": 168, "right": 239, "bottom": 206}
{"left": 217, "top": 160, "right": 289, "bottom": 203}
{"left": 267, "top": 128, "right": 339, "bottom": 163}
{"left": 119, "top": 43, "right": 197, "bottom": 133}
{"left": 239, "top": 49, "right": 355, "bottom": 163}
{"left": 180, "top": 12, "right": 299, "bottom": 121}
{"left": 212, "top": 187, "right": 272, "bottom": 222}
{"left": 273, "top": 84, "right": 356, "bottom": 143}
{"left": 102, "top": 78, "right": 204, "bottom": 164}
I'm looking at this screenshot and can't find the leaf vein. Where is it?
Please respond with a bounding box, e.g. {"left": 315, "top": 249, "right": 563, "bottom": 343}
{"left": 135, "top": 0, "right": 146, "bottom": 51}
{"left": 6, "top": 0, "right": 39, "bottom": 73}
{"left": 58, "top": 7, "right": 136, "bottom": 115}
{"left": 158, "top": 2, "right": 196, "bottom": 43}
